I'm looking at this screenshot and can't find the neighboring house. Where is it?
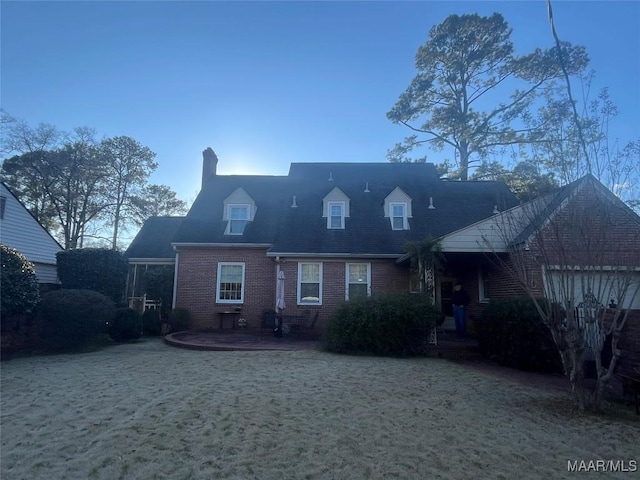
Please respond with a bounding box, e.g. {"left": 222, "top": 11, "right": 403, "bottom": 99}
{"left": 0, "top": 182, "right": 63, "bottom": 286}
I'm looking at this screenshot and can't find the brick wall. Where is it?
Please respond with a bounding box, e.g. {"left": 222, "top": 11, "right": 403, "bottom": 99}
{"left": 175, "top": 248, "right": 411, "bottom": 334}
{"left": 175, "top": 246, "right": 276, "bottom": 331}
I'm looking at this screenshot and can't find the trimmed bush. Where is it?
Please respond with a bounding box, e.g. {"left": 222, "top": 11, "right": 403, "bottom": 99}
{"left": 56, "top": 248, "right": 128, "bottom": 305}
{"left": 168, "top": 308, "right": 190, "bottom": 332}
{"left": 109, "top": 308, "right": 142, "bottom": 342}
{"left": 142, "top": 309, "right": 162, "bottom": 336}
{"left": 1, "top": 244, "right": 40, "bottom": 320}
{"left": 40, "top": 289, "right": 115, "bottom": 351}
{"left": 476, "top": 297, "right": 562, "bottom": 373}
{"left": 322, "top": 293, "right": 438, "bottom": 356}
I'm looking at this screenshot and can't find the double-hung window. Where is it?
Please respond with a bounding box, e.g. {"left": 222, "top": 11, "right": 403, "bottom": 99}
{"left": 227, "top": 205, "right": 250, "bottom": 235}
{"left": 346, "top": 263, "right": 370, "bottom": 300}
{"left": 390, "top": 202, "right": 407, "bottom": 230}
{"left": 217, "top": 262, "right": 245, "bottom": 303}
{"left": 328, "top": 202, "right": 345, "bottom": 229}
{"left": 298, "top": 262, "right": 322, "bottom": 305}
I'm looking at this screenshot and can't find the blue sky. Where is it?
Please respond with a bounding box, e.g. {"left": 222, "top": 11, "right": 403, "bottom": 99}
{"left": 2, "top": 1, "right": 639, "bottom": 204}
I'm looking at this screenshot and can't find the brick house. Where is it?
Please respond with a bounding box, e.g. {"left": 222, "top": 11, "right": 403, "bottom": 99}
{"left": 126, "top": 150, "right": 639, "bottom": 371}
{"left": 126, "top": 148, "right": 519, "bottom": 333}
{"left": 439, "top": 174, "right": 640, "bottom": 375}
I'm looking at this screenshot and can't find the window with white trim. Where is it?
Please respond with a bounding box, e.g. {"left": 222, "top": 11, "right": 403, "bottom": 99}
{"left": 298, "top": 262, "right": 322, "bottom": 305}
{"left": 346, "top": 263, "right": 370, "bottom": 300}
{"left": 217, "top": 263, "right": 245, "bottom": 303}
{"left": 226, "top": 204, "right": 250, "bottom": 235}
{"left": 328, "top": 202, "right": 345, "bottom": 229}
{"left": 390, "top": 202, "right": 408, "bottom": 230}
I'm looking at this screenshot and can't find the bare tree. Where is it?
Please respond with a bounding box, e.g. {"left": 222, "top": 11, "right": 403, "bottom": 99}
{"left": 484, "top": 176, "right": 640, "bottom": 411}
{"left": 99, "top": 136, "right": 157, "bottom": 250}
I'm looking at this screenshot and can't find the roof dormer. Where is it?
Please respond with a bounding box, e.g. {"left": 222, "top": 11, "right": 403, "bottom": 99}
{"left": 384, "top": 187, "right": 412, "bottom": 230}
{"left": 223, "top": 187, "right": 256, "bottom": 235}
{"left": 322, "top": 187, "right": 350, "bottom": 229}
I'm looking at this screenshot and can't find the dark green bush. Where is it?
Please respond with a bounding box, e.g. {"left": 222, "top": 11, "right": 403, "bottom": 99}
{"left": 1, "top": 244, "right": 40, "bottom": 320}
{"left": 109, "top": 308, "right": 142, "bottom": 342}
{"left": 476, "top": 297, "right": 562, "bottom": 373}
{"left": 40, "top": 289, "right": 115, "bottom": 351}
{"left": 56, "top": 249, "right": 128, "bottom": 305}
{"left": 168, "top": 308, "right": 190, "bottom": 332}
{"left": 322, "top": 293, "right": 438, "bottom": 356}
{"left": 142, "top": 308, "right": 162, "bottom": 336}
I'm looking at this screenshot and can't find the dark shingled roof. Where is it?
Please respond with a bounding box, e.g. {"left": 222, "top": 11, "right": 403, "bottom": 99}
{"left": 509, "top": 174, "right": 640, "bottom": 247}
{"left": 172, "top": 163, "right": 520, "bottom": 256}
{"left": 125, "top": 216, "right": 184, "bottom": 259}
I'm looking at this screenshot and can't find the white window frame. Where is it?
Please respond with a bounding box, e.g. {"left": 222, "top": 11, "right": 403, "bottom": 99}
{"left": 327, "top": 201, "right": 345, "bottom": 229}
{"left": 226, "top": 204, "right": 250, "bottom": 235}
{"left": 390, "top": 202, "right": 408, "bottom": 230}
{"left": 345, "top": 263, "right": 371, "bottom": 300}
{"left": 297, "top": 262, "right": 323, "bottom": 305}
{"left": 216, "top": 262, "right": 245, "bottom": 304}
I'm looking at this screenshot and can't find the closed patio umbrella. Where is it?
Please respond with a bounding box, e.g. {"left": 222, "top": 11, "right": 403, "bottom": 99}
{"left": 274, "top": 270, "right": 286, "bottom": 337}
{"left": 276, "top": 270, "right": 286, "bottom": 312}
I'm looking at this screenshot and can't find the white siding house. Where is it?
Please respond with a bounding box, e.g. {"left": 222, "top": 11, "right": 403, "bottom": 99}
{"left": 0, "top": 183, "right": 62, "bottom": 284}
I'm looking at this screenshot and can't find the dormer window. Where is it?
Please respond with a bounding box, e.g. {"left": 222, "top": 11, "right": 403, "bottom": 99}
{"left": 227, "top": 204, "right": 250, "bottom": 234}
{"left": 223, "top": 187, "right": 256, "bottom": 236}
{"left": 328, "top": 202, "right": 345, "bottom": 229}
{"left": 384, "top": 187, "right": 412, "bottom": 231}
{"left": 322, "top": 187, "right": 349, "bottom": 230}
{"left": 390, "top": 203, "right": 408, "bottom": 230}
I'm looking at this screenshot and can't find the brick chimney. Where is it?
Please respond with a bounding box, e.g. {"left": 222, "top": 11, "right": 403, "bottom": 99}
{"left": 202, "top": 147, "right": 218, "bottom": 188}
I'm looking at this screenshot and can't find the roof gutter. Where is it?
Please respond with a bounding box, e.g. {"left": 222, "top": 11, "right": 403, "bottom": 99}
{"left": 266, "top": 252, "right": 403, "bottom": 259}
{"left": 172, "top": 243, "right": 273, "bottom": 249}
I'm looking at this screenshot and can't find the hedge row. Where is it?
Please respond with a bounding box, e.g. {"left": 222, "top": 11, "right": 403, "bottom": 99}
{"left": 323, "top": 293, "right": 438, "bottom": 356}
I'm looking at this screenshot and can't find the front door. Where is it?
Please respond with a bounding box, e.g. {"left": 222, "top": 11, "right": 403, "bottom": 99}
{"left": 439, "top": 279, "right": 456, "bottom": 317}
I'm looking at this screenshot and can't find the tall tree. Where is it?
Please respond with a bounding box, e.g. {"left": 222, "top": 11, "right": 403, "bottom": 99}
{"left": 1, "top": 112, "right": 64, "bottom": 231}
{"left": 100, "top": 136, "right": 157, "bottom": 249}
{"left": 471, "top": 159, "right": 558, "bottom": 201}
{"left": 387, "top": 13, "right": 588, "bottom": 180}
{"left": 2, "top": 128, "right": 109, "bottom": 248}
{"left": 130, "top": 184, "right": 188, "bottom": 227}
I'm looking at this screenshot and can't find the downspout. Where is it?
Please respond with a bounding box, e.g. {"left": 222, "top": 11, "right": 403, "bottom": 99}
{"left": 172, "top": 250, "right": 180, "bottom": 309}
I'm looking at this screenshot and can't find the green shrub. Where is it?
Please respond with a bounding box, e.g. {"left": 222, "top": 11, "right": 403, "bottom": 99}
{"left": 476, "top": 297, "right": 562, "bottom": 373}
{"left": 168, "top": 308, "right": 190, "bottom": 332}
{"left": 1, "top": 244, "right": 40, "bottom": 320}
{"left": 142, "top": 309, "right": 162, "bottom": 336}
{"left": 40, "top": 289, "right": 115, "bottom": 351}
{"left": 109, "top": 308, "right": 142, "bottom": 342}
{"left": 322, "top": 293, "right": 438, "bottom": 356}
{"left": 56, "top": 249, "right": 128, "bottom": 305}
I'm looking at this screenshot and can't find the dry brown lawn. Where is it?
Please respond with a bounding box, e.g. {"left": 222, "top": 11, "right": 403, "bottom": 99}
{"left": 1, "top": 338, "right": 638, "bottom": 479}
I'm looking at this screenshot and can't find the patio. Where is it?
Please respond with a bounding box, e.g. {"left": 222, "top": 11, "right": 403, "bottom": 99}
{"left": 164, "top": 330, "right": 321, "bottom": 351}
